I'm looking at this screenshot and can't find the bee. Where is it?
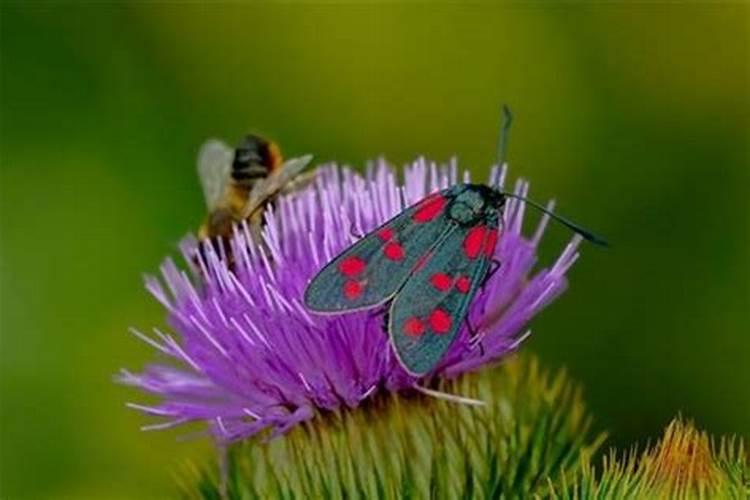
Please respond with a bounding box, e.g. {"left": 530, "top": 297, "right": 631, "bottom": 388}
{"left": 197, "top": 134, "right": 313, "bottom": 242}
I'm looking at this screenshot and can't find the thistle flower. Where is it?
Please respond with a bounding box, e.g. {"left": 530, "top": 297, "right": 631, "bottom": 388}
{"left": 120, "top": 158, "right": 584, "bottom": 442}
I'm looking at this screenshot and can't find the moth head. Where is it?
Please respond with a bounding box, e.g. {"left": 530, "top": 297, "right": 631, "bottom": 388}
{"left": 448, "top": 185, "right": 503, "bottom": 225}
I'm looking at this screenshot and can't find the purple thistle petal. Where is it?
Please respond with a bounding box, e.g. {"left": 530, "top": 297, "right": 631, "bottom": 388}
{"left": 120, "top": 159, "right": 584, "bottom": 442}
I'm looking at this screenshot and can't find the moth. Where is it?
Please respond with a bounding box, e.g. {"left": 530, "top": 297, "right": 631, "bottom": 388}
{"left": 304, "top": 105, "right": 607, "bottom": 376}
{"left": 303, "top": 181, "right": 605, "bottom": 376}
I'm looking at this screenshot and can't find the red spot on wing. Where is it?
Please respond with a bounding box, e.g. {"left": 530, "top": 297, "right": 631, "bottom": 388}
{"left": 429, "top": 308, "right": 452, "bottom": 334}
{"left": 413, "top": 194, "right": 447, "bottom": 223}
{"left": 484, "top": 229, "right": 499, "bottom": 256}
{"left": 343, "top": 280, "right": 364, "bottom": 300}
{"left": 377, "top": 227, "right": 394, "bottom": 241}
{"left": 339, "top": 256, "right": 366, "bottom": 277}
{"left": 384, "top": 241, "right": 405, "bottom": 261}
{"left": 403, "top": 317, "right": 425, "bottom": 337}
{"left": 463, "top": 226, "right": 487, "bottom": 259}
{"left": 430, "top": 272, "right": 453, "bottom": 292}
{"left": 455, "top": 276, "right": 471, "bottom": 293}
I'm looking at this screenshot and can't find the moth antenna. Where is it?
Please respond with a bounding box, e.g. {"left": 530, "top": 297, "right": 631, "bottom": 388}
{"left": 502, "top": 193, "right": 609, "bottom": 247}
{"left": 413, "top": 385, "right": 486, "bottom": 407}
{"left": 497, "top": 104, "right": 513, "bottom": 169}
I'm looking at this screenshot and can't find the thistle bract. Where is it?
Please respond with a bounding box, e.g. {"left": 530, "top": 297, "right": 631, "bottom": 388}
{"left": 120, "top": 159, "right": 583, "bottom": 441}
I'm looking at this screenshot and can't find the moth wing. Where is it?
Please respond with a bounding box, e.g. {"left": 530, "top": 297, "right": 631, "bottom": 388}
{"left": 304, "top": 188, "right": 461, "bottom": 313}
{"left": 389, "top": 213, "right": 500, "bottom": 376}
{"left": 197, "top": 139, "right": 234, "bottom": 210}
{"left": 242, "top": 154, "right": 314, "bottom": 218}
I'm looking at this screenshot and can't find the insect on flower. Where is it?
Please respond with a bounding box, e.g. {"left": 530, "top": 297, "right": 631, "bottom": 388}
{"left": 304, "top": 108, "right": 607, "bottom": 376}
{"left": 197, "top": 134, "right": 313, "bottom": 241}
{"left": 122, "top": 131, "right": 591, "bottom": 439}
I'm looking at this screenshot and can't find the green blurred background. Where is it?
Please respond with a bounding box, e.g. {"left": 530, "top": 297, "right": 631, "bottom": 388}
{"left": 1, "top": 3, "right": 748, "bottom": 498}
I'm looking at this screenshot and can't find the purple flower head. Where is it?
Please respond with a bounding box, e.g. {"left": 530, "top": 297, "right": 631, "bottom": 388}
{"left": 120, "top": 159, "right": 583, "bottom": 442}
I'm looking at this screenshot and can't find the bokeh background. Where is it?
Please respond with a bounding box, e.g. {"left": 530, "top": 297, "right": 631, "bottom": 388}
{"left": 1, "top": 3, "right": 748, "bottom": 498}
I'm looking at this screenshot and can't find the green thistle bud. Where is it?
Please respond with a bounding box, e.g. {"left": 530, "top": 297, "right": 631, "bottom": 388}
{"left": 181, "top": 355, "right": 604, "bottom": 499}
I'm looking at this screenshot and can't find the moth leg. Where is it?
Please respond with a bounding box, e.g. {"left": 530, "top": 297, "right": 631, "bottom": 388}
{"left": 366, "top": 306, "right": 391, "bottom": 337}
{"left": 465, "top": 316, "right": 485, "bottom": 356}
{"left": 368, "top": 306, "right": 389, "bottom": 319}
{"left": 481, "top": 259, "right": 502, "bottom": 288}
{"left": 349, "top": 222, "right": 364, "bottom": 239}
{"left": 465, "top": 316, "right": 477, "bottom": 337}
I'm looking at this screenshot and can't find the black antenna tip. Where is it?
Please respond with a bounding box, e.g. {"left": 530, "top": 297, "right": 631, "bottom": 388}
{"left": 497, "top": 105, "right": 514, "bottom": 167}
{"left": 502, "top": 104, "right": 513, "bottom": 125}
{"left": 578, "top": 230, "right": 609, "bottom": 248}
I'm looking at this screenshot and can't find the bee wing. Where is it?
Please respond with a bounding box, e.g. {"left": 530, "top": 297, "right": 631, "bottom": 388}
{"left": 279, "top": 170, "right": 318, "bottom": 195}
{"left": 241, "top": 154, "right": 313, "bottom": 218}
{"left": 197, "top": 139, "right": 234, "bottom": 210}
{"left": 389, "top": 212, "right": 500, "bottom": 376}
